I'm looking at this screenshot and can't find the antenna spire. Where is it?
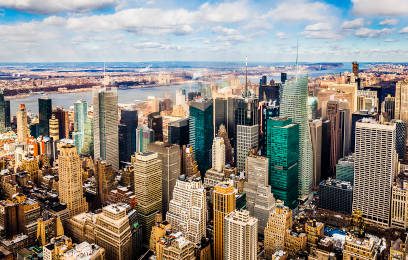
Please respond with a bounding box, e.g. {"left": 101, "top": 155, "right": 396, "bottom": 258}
{"left": 245, "top": 56, "right": 248, "bottom": 97}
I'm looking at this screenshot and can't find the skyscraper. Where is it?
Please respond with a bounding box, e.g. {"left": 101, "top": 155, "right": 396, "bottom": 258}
{"left": 132, "top": 152, "right": 162, "bottom": 244}
{"left": 189, "top": 99, "right": 213, "bottom": 174}
{"left": 73, "top": 100, "right": 88, "bottom": 152}
{"left": 395, "top": 79, "right": 408, "bottom": 121}
{"left": 0, "top": 92, "right": 8, "bottom": 133}
{"left": 168, "top": 118, "right": 189, "bottom": 146}
{"left": 382, "top": 95, "right": 395, "bottom": 121}
{"left": 58, "top": 144, "right": 88, "bottom": 217}
{"left": 166, "top": 177, "right": 207, "bottom": 244}
{"left": 224, "top": 209, "right": 258, "bottom": 260}
{"left": 146, "top": 142, "right": 181, "bottom": 215}
{"left": 212, "top": 137, "right": 225, "bottom": 172}
{"left": 236, "top": 124, "right": 258, "bottom": 173}
{"left": 353, "top": 120, "right": 396, "bottom": 226}
{"left": 266, "top": 117, "right": 299, "bottom": 209}
{"left": 213, "top": 182, "right": 235, "bottom": 260}
{"left": 52, "top": 107, "right": 69, "bottom": 139}
{"left": 49, "top": 115, "right": 59, "bottom": 141}
{"left": 17, "top": 104, "right": 28, "bottom": 143}
{"left": 217, "top": 124, "right": 233, "bottom": 165}
{"left": 119, "top": 109, "right": 138, "bottom": 164}
{"left": 136, "top": 126, "right": 153, "bottom": 153}
{"left": 93, "top": 87, "right": 119, "bottom": 170}
{"left": 95, "top": 159, "right": 115, "bottom": 206}
{"left": 148, "top": 112, "right": 163, "bottom": 142}
{"left": 39, "top": 96, "right": 52, "bottom": 137}
{"left": 339, "top": 108, "right": 351, "bottom": 158}
{"left": 326, "top": 100, "right": 340, "bottom": 175}
{"left": 309, "top": 119, "right": 322, "bottom": 190}
{"left": 391, "top": 119, "right": 407, "bottom": 161}
{"left": 352, "top": 61, "right": 359, "bottom": 77}
{"left": 351, "top": 111, "right": 378, "bottom": 152}
{"left": 280, "top": 76, "right": 314, "bottom": 199}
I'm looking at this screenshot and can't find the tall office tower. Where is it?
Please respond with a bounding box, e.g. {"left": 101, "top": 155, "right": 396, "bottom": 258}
{"left": 39, "top": 96, "right": 52, "bottom": 136}
{"left": 49, "top": 115, "right": 59, "bottom": 141}
{"left": 264, "top": 201, "right": 293, "bottom": 258}
{"left": 81, "top": 118, "right": 94, "bottom": 156}
{"left": 148, "top": 112, "right": 163, "bottom": 142}
{"left": 244, "top": 153, "right": 275, "bottom": 233}
{"left": 321, "top": 120, "right": 331, "bottom": 180}
{"left": 58, "top": 144, "right": 88, "bottom": 217}
{"left": 396, "top": 79, "right": 408, "bottom": 121}
{"left": 213, "top": 97, "right": 227, "bottom": 134}
{"left": 236, "top": 124, "right": 258, "bottom": 173}
{"left": 73, "top": 100, "right": 88, "bottom": 152}
{"left": 95, "top": 159, "right": 115, "bottom": 206}
{"left": 352, "top": 61, "right": 359, "bottom": 77}
{"left": 259, "top": 78, "right": 280, "bottom": 103}
{"left": 281, "top": 72, "right": 287, "bottom": 84}
{"left": 357, "top": 90, "right": 379, "bottom": 112}
{"left": 119, "top": 109, "right": 138, "bottom": 163}
{"left": 391, "top": 177, "right": 408, "bottom": 229}
{"left": 339, "top": 108, "right": 351, "bottom": 158}
{"left": 4, "top": 100, "right": 10, "bottom": 128}
{"left": 0, "top": 92, "right": 7, "bottom": 133}
{"left": 17, "top": 104, "right": 28, "bottom": 143}
{"left": 308, "top": 97, "right": 318, "bottom": 120}
{"left": 280, "top": 76, "right": 314, "bottom": 199}
{"left": 326, "top": 100, "right": 340, "bottom": 175}
{"left": 224, "top": 209, "right": 258, "bottom": 260}
{"left": 309, "top": 119, "right": 322, "bottom": 190}
{"left": 189, "top": 99, "right": 213, "bottom": 174}
{"left": 213, "top": 182, "right": 236, "bottom": 260}
{"left": 318, "top": 178, "right": 353, "bottom": 214}
{"left": 382, "top": 95, "right": 395, "bottom": 121}
{"left": 212, "top": 137, "right": 225, "bottom": 172}
{"left": 259, "top": 100, "right": 280, "bottom": 154}
{"left": 95, "top": 204, "right": 132, "bottom": 260}
{"left": 353, "top": 120, "right": 396, "bottom": 226}
{"left": 336, "top": 155, "right": 354, "bottom": 184}
{"left": 52, "top": 107, "right": 69, "bottom": 139}
{"left": 391, "top": 119, "right": 407, "bottom": 161}
{"left": 93, "top": 87, "right": 119, "bottom": 170}
{"left": 182, "top": 144, "right": 198, "bottom": 177}
{"left": 217, "top": 124, "right": 233, "bottom": 165}
{"left": 168, "top": 118, "right": 189, "bottom": 146}
{"left": 351, "top": 111, "right": 378, "bottom": 152}
{"left": 234, "top": 97, "right": 258, "bottom": 158}
{"left": 146, "top": 142, "right": 181, "bottom": 215}
{"left": 132, "top": 152, "right": 162, "bottom": 244}
{"left": 136, "top": 126, "right": 153, "bottom": 153}
{"left": 166, "top": 177, "right": 207, "bottom": 244}
{"left": 266, "top": 117, "right": 299, "bottom": 209}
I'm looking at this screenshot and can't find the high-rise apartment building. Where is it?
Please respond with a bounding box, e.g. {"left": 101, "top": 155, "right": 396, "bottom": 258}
{"left": 132, "top": 152, "right": 162, "bottom": 244}
{"left": 58, "top": 144, "right": 88, "bottom": 217}
{"left": 93, "top": 87, "right": 119, "bottom": 170}
{"left": 17, "top": 104, "right": 28, "bottom": 143}
{"left": 189, "top": 99, "right": 213, "bottom": 174}
{"left": 280, "top": 76, "right": 314, "bottom": 199}
{"left": 119, "top": 109, "right": 138, "bottom": 164}
{"left": 264, "top": 201, "right": 293, "bottom": 258}
{"left": 95, "top": 204, "right": 132, "bottom": 260}
{"left": 49, "top": 115, "right": 59, "bottom": 141}
{"left": 147, "top": 142, "right": 181, "bottom": 215}
{"left": 213, "top": 182, "right": 236, "bottom": 260}
{"left": 266, "top": 117, "right": 299, "bottom": 209}
{"left": 224, "top": 209, "right": 258, "bottom": 260}
{"left": 236, "top": 124, "right": 258, "bottom": 173}
{"left": 353, "top": 120, "right": 396, "bottom": 226}
{"left": 395, "top": 79, "right": 408, "bottom": 121}
{"left": 39, "top": 96, "right": 52, "bottom": 137}
{"left": 309, "top": 119, "right": 322, "bottom": 190}
{"left": 166, "top": 177, "right": 207, "bottom": 244}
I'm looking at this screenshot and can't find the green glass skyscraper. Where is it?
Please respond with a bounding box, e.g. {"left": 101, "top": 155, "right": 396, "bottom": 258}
{"left": 39, "top": 96, "right": 52, "bottom": 137}
{"left": 266, "top": 117, "right": 299, "bottom": 209}
{"left": 189, "top": 99, "right": 213, "bottom": 175}
{"left": 73, "top": 100, "right": 88, "bottom": 153}
{"left": 280, "top": 76, "right": 313, "bottom": 199}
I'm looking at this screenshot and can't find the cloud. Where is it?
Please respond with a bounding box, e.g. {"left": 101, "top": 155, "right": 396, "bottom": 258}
{"left": 379, "top": 19, "right": 398, "bottom": 26}
{"left": 351, "top": 0, "right": 408, "bottom": 16}
{"left": 304, "top": 23, "right": 332, "bottom": 31}
{"left": 354, "top": 28, "right": 393, "bottom": 38}
{"left": 301, "top": 22, "right": 339, "bottom": 39}
{"left": 341, "top": 18, "right": 364, "bottom": 29}
{"left": 133, "top": 42, "right": 181, "bottom": 50}
{"left": 384, "top": 39, "right": 396, "bottom": 42}
{"left": 399, "top": 27, "right": 408, "bottom": 34}
{"left": 0, "top": 0, "right": 119, "bottom": 15}
{"left": 276, "top": 32, "right": 287, "bottom": 39}
{"left": 265, "top": 0, "right": 335, "bottom": 22}
{"left": 212, "top": 26, "right": 239, "bottom": 36}
{"left": 199, "top": 1, "right": 248, "bottom": 23}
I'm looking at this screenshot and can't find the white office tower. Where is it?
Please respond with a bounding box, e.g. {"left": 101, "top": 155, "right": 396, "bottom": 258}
{"left": 224, "top": 209, "right": 258, "bottom": 260}
{"left": 280, "top": 75, "right": 313, "bottom": 199}
{"left": 236, "top": 124, "right": 259, "bottom": 174}
{"left": 353, "top": 119, "right": 396, "bottom": 226}
{"left": 243, "top": 154, "right": 275, "bottom": 234}
{"left": 212, "top": 137, "right": 225, "bottom": 172}
{"left": 166, "top": 176, "right": 207, "bottom": 244}
{"left": 93, "top": 87, "right": 119, "bottom": 170}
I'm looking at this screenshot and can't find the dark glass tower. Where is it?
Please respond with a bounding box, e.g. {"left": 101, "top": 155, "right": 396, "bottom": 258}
{"left": 5, "top": 100, "right": 10, "bottom": 128}
{"left": 148, "top": 112, "right": 163, "bottom": 142}
{"left": 119, "top": 109, "right": 138, "bottom": 164}
{"left": 168, "top": 118, "right": 189, "bottom": 146}
{"left": 38, "top": 96, "right": 52, "bottom": 137}
{"left": 391, "top": 119, "right": 407, "bottom": 161}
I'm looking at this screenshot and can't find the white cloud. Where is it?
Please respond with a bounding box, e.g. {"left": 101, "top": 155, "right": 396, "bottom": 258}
{"left": 341, "top": 18, "right": 364, "bottom": 29}
{"left": 0, "top": 0, "right": 119, "bottom": 14}
{"left": 199, "top": 1, "right": 248, "bottom": 23}
{"left": 266, "top": 0, "right": 335, "bottom": 22}
{"left": 212, "top": 26, "right": 239, "bottom": 36}
{"left": 276, "top": 32, "right": 287, "bottom": 39}
{"left": 379, "top": 19, "right": 398, "bottom": 26}
{"left": 305, "top": 23, "right": 332, "bottom": 31}
{"left": 301, "top": 23, "right": 339, "bottom": 39}
{"left": 384, "top": 39, "right": 396, "bottom": 42}
{"left": 354, "top": 28, "right": 393, "bottom": 38}
{"left": 133, "top": 42, "right": 181, "bottom": 50}
{"left": 351, "top": 0, "right": 408, "bottom": 16}
{"left": 399, "top": 27, "right": 408, "bottom": 34}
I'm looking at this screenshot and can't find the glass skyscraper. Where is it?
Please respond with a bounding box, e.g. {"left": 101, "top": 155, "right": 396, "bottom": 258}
{"left": 38, "top": 96, "right": 52, "bottom": 137}
{"left": 189, "top": 99, "right": 213, "bottom": 175}
{"left": 73, "top": 100, "right": 88, "bottom": 154}
{"left": 119, "top": 109, "right": 138, "bottom": 164}
{"left": 266, "top": 117, "right": 299, "bottom": 209}
{"left": 280, "top": 76, "right": 313, "bottom": 199}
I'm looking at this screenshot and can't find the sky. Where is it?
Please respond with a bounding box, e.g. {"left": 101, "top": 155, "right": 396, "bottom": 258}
{"left": 0, "top": 0, "right": 408, "bottom": 62}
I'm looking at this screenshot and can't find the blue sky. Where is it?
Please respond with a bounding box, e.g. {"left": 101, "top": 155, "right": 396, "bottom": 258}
{"left": 0, "top": 0, "right": 408, "bottom": 62}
